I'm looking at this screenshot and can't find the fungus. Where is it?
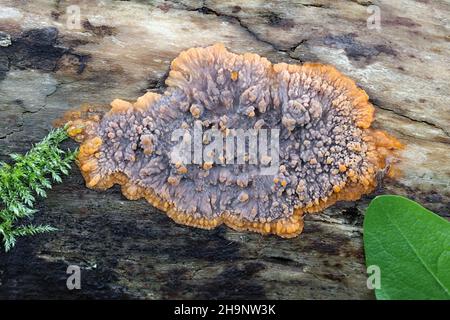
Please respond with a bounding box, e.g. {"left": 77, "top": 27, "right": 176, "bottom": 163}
{"left": 59, "top": 44, "right": 402, "bottom": 238}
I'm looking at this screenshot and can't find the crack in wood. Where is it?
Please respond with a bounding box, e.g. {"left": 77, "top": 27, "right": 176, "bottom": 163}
{"left": 183, "top": 2, "right": 306, "bottom": 61}
{"left": 374, "top": 104, "right": 450, "bottom": 139}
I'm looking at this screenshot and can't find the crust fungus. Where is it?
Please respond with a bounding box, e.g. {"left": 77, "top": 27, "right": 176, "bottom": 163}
{"left": 60, "top": 44, "right": 402, "bottom": 238}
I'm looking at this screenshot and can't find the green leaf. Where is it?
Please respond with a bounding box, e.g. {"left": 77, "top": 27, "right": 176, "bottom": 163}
{"left": 9, "top": 153, "right": 22, "bottom": 161}
{"left": 364, "top": 195, "right": 450, "bottom": 300}
{"left": 34, "top": 186, "right": 47, "bottom": 198}
{"left": 60, "top": 167, "right": 69, "bottom": 175}
{"left": 40, "top": 178, "right": 52, "bottom": 189}
{"left": 51, "top": 172, "right": 62, "bottom": 183}
{"left": 12, "top": 224, "right": 57, "bottom": 237}
{"left": 3, "top": 234, "right": 16, "bottom": 252}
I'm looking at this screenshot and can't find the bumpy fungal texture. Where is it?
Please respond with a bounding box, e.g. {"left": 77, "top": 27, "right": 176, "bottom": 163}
{"left": 60, "top": 44, "right": 402, "bottom": 238}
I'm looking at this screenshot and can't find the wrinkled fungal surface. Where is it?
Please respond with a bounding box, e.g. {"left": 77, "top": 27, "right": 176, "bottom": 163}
{"left": 60, "top": 44, "right": 402, "bottom": 237}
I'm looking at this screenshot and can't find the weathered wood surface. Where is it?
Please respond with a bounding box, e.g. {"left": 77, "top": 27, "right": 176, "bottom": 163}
{"left": 0, "top": 0, "right": 449, "bottom": 299}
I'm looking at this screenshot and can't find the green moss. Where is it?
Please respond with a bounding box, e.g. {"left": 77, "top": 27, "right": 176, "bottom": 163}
{"left": 0, "top": 125, "right": 77, "bottom": 252}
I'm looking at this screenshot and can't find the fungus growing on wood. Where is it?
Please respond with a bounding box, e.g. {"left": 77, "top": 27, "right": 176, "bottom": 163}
{"left": 59, "top": 44, "right": 402, "bottom": 237}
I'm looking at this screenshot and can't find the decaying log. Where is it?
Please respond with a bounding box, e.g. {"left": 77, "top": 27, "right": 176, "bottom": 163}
{"left": 0, "top": 0, "right": 448, "bottom": 299}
